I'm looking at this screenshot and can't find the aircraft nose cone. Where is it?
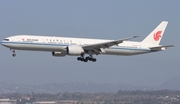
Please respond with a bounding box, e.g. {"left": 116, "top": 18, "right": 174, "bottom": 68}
{"left": 1, "top": 40, "right": 7, "bottom": 46}
{"left": 1, "top": 41, "right": 4, "bottom": 46}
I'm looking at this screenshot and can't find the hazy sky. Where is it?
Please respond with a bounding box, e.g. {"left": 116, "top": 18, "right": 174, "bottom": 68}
{"left": 0, "top": 0, "right": 179, "bottom": 87}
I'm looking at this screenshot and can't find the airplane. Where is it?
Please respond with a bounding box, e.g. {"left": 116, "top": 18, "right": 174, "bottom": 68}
{"left": 1, "top": 21, "right": 174, "bottom": 62}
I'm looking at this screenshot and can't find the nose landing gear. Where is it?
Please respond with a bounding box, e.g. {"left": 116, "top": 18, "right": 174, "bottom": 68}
{"left": 10, "top": 49, "right": 16, "bottom": 57}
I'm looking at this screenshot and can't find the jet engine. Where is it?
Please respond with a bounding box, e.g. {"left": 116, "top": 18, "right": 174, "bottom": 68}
{"left": 52, "top": 51, "right": 66, "bottom": 57}
{"left": 67, "top": 45, "right": 85, "bottom": 56}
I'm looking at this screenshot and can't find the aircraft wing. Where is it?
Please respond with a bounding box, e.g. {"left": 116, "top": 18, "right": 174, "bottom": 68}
{"left": 149, "top": 45, "right": 175, "bottom": 50}
{"left": 83, "top": 36, "right": 139, "bottom": 54}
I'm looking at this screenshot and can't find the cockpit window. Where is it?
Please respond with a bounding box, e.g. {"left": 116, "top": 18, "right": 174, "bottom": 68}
{"left": 4, "top": 39, "right": 9, "bottom": 41}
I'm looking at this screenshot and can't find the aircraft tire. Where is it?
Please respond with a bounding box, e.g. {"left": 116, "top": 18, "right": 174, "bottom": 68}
{"left": 12, "top": 54, "right": 16, "bottom": 57}
{"left": 92, "top": 58, "right": 96, "bottom": 62}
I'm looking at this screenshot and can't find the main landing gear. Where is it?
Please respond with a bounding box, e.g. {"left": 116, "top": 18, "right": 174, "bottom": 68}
{"left": 77, "top": 54, "right": 97, "bottom": 62}
{"left": 10, "top": 49, "right": 16, "bottom": 57}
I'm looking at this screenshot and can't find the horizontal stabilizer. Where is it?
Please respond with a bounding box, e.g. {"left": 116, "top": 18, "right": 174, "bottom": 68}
{"left": 150, "top": 45, "right": 175, "bottom": 50}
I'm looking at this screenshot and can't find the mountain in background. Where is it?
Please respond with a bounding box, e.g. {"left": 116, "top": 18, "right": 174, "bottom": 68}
{"left": 0, "top": 78, "right": 180, "bottom": 94}
{"left": 0, "top": 82, "right": 153, "bottom": 94}
{"left": 158, "top": 77, "right": 180, "bottom": 90}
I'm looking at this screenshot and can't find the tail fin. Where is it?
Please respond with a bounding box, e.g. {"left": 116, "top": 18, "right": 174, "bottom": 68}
{"left": 141, "top": 21, "right": 168, "bottom": 45}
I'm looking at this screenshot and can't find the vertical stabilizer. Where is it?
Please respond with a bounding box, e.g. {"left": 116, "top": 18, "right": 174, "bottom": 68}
{"left": 142, "top": 21, "right": 168, "bottom": 45}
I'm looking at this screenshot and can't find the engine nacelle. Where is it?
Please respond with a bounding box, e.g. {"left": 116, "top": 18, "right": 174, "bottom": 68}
{"left": 52, "top": 51, "right": 66, "bottom": 57}
{"left": 67, "top": 45, "right": 85, "bottom": 56}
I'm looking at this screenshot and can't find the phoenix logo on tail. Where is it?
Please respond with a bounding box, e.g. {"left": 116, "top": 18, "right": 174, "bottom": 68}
{"left": 154, "top": 31, "right": 162, "bottom": 41}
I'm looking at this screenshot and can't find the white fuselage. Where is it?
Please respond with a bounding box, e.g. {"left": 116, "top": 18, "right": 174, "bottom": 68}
{"left": 1, "top": 35, "right": 155, "bottom": 56}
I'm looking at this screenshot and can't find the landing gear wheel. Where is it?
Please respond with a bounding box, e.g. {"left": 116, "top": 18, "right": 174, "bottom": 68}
{"left": 76, "top": 54, "right": 97, "bottom": 62}
{"left": 89, "top": 57, "right": 92, "bottom": 61}
{"left": 84, "top": 59, "right": 88, "bottom": 62}
{"left": 12, "top": 54, "right": 16, "bottom": 57}
{"left": 85, "top": 57, "right": 89, "bottom": 60}
{"left": 77, "top": 57, "right": 85, "bottom": 61}
{"left": 92, "top": 58, "right": 97, "bottom": 62}
{"left": 77, "top": 57, "right": 81, "bottom": 61}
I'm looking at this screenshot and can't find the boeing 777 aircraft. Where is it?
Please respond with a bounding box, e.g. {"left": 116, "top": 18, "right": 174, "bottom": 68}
{"left": 1, "top": 21, "right": 174, "bottom": 62}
